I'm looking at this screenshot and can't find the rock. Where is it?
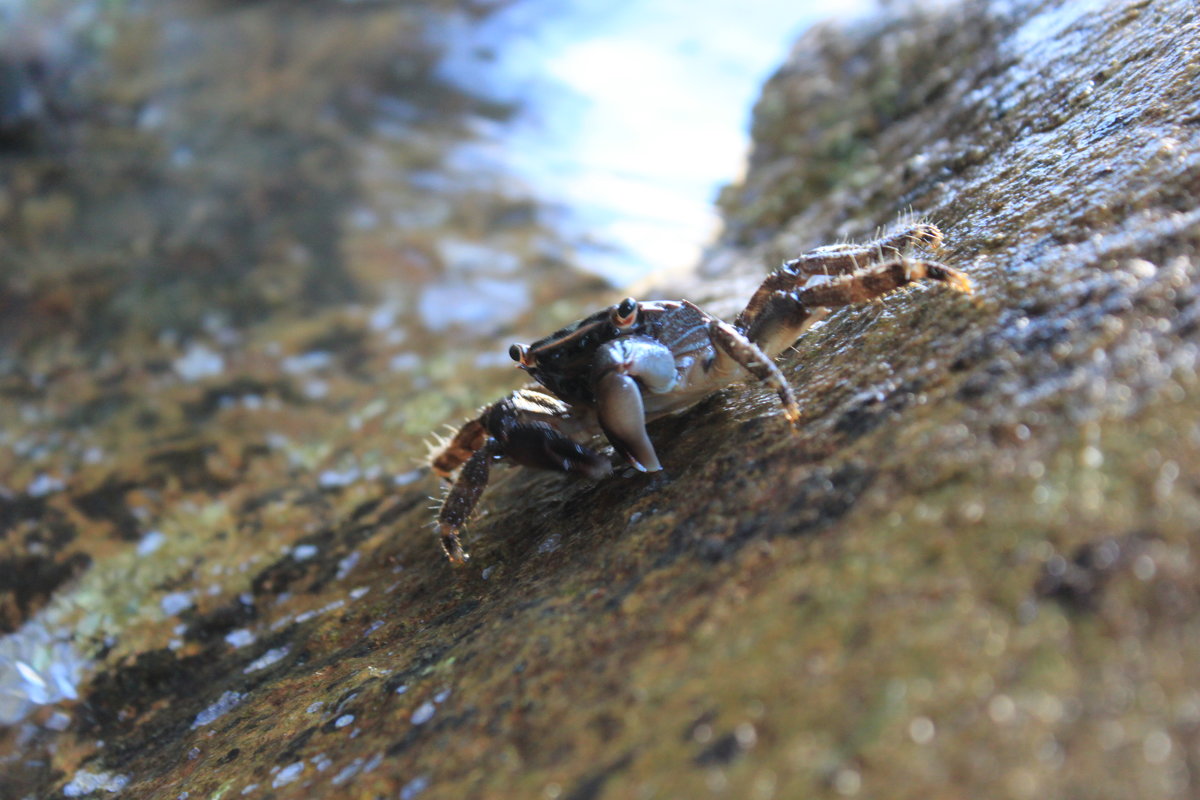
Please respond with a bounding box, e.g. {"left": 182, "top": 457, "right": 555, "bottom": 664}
{"left": 4, "top": 1, "right": 1199, "bottom": 798}
{"left": 415, "top": 0, "right": 1200, "bottom": 796}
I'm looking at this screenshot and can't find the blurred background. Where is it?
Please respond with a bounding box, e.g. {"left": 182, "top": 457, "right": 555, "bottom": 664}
{"left": 0, "top": 0, "right": 865, "bottom": 357}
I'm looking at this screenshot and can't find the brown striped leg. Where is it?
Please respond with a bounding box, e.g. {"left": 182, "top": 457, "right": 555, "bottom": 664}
{"left": 431, "top": 418, "right": 488, "bottom": 478}
{"left": 707, "top": 318, "right": 800, "bottom": 424}
{"left": 736, "top": 223, "right": 945, "bottom": 334}
{"left": 783, "top": 223, "right": 944, "bottom": 278}
{"left": 794, "top": 257, "right": 972, "bottom": 308}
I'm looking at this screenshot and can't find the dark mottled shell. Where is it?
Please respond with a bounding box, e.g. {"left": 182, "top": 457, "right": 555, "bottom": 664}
{"left": 522, "top": 300, "right": 712, "bottom": 407}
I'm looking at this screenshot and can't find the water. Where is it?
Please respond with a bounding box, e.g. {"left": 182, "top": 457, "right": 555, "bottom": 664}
{"left": 437, "top": 0, "right": 870, "bottom": 286}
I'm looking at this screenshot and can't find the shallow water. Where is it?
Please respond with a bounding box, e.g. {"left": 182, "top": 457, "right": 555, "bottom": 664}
{"left": 435, "top": 0, "right": 870, "bottom": 285}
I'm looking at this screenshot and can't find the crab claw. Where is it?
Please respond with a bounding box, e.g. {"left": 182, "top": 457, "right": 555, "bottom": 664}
{"left": 596, "top": 372, "right": 662, "bottom": 472}
{"left": 505, "top": 423, "right": 612, "bottom": 480}
{"left": 592, "top": 337, "right": 678, "bottom": 473}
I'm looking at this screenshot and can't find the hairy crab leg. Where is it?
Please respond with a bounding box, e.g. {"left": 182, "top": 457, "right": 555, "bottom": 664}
{"left": 742, "top": 257, "right": 972, "bottom": 357}
{"left": 737, "top": 223, "right": 947, "bottom": 333}
{"left": 794, "top": 257, "right": 973, "bottom": 307}
{"left": 781, "top": 222, "right": 944, "bottom": 279}
{"left": 437, "top": 442, "right": 498, "bottom": 564}
{"left": 431, "top": 418, "right": 487, "bottom": 479}
{"left": 432, "top": 391, "right": 611, "bottom": 564}
{"left": 786, "top": 222, "right": 943, "bottom": 269}
{"left": 706, "top": 317, "right": 801, "bottom": 425}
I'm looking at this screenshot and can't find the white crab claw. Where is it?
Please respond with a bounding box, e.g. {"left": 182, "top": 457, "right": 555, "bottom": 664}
{"left": 595, "top": 371, "right": 663, "bottom": 472}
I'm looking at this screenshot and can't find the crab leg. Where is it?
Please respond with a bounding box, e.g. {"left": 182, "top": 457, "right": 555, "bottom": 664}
{"left": 432, "top": 390, "right": 611, "bottom": 563}
{"left": 794, "top": 257, "right": 972, "bottom": 307}
{"left": 736, "top": 223, "right": 951, "bottom": 337}
{"left": 741, "top": 257, "right": 971, "bottom": 357}
{"left": 707, "top": 317, "right": 801, "bottom": 424}
{"left": 438, "top": 442, "right": 497, "bottom": 564}
{"left": 738, "top": 249, "right": 971, "bottom": 358}
{"left": 431, "top": 418, "right": 488, "bottom": 478}
{"left": 780, "top": 222, "right": 943, "bottom": 279}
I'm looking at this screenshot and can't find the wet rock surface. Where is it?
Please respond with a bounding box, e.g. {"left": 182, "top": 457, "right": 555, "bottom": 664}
{"left": 3, "top": 0, "right": 1200, "bottom": 798}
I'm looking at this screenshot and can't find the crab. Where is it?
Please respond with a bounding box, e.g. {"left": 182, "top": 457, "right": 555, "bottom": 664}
{"left": 430, "top": 223, "right": 972, "bottom": 563}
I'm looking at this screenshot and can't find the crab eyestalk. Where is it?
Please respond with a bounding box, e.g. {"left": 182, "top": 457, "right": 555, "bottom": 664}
{"left": 509, "top": 343, "right": 535, "bottom": 368}
{"left": 610, "top": 297, "right": 639, "bottom": 329}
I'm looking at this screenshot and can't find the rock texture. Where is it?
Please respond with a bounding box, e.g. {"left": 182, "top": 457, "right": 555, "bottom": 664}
{"left": 2, "top": 0, "right": 1199, "bottom": 799}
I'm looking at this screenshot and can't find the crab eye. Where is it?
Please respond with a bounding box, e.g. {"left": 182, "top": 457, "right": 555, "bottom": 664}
{"left": 612, "top": 297, "right": 639, "bottom": 328}
{"left": 509, "top": 344, "right": 536, "bottom": 367}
